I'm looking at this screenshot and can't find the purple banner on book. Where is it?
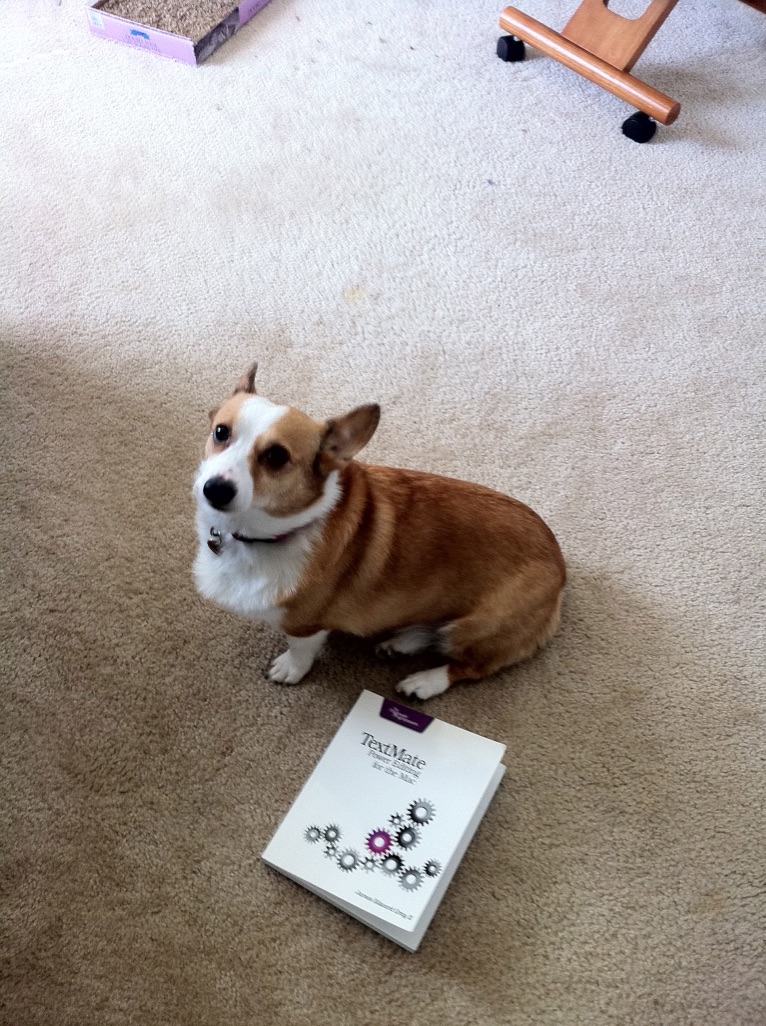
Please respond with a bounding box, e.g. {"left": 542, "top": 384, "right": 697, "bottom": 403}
{"left": 379, "top": 698, "right": 433, "bottom": 733}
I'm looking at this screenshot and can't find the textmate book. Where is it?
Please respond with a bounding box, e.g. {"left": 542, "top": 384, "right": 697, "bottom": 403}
{"left": 262, "top": 690, "right": 506, "bottom": 951}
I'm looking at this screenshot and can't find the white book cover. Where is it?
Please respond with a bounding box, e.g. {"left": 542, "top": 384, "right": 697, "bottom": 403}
{"left": 262, "top": 690, "right": 506, "bottom": 951}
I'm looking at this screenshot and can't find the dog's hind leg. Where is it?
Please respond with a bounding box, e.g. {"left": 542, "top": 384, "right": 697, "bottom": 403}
{"left": 376, "top": 625, "right": 436, "bottom": 658}
{"left": 397, "top": 567, "right": 564, "bottom": 699}
{"left": 443, "top": 568, "right": 564, "bottom": 685}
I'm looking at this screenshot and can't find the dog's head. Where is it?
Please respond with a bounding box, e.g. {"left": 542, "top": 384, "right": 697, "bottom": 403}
{"left": 194, "top": 363, "right": 380, "bottom": 533}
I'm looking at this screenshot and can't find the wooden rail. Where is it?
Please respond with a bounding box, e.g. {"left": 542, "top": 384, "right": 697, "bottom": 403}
{"left": 499, "top": 6, "right": 681, "bottom": 125}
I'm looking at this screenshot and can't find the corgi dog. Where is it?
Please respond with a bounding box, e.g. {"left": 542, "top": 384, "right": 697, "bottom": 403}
{"left": 193, "top": 364, "right": 565, "bottom": 701}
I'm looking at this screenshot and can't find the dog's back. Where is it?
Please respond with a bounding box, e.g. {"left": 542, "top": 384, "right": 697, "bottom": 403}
{"left": 280, "top": 461, "right": 565, "bottom": 683}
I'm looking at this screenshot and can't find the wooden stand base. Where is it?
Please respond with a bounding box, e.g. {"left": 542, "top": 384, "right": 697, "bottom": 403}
{"left": 498, "top": 1, "right": 681, "bottom": 126}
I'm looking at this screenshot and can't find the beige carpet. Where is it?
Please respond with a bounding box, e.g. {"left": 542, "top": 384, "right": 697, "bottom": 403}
{"left": 2, "top": 2, "right": 765, "bottom": 1024}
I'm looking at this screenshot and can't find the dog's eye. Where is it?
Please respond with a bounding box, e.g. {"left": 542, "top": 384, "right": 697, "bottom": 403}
{"left": 214, "top": 424, "right": 230, "bottom": 443}
{"left": 261, "top": 444, "right": 290, "bottom": 470}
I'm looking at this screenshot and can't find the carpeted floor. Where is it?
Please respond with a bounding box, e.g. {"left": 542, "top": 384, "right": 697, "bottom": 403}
{"left": 2, "top": 2, "right": 765, "bottom": 1025}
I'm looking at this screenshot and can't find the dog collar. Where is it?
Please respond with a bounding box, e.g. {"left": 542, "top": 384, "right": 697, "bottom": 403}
{"left": 207, "top": 525, "right": 301, "bottom": 555}
{"left": 231, "top": 529, "right": 298, "bottom": 544}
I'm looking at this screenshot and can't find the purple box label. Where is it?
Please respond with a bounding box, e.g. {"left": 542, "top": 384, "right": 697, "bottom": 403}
{"left": 88, "top": 9, "right": 197, "bottom": 64}
{"left": 379, "top": 699, "right": 433, "bottom": 733}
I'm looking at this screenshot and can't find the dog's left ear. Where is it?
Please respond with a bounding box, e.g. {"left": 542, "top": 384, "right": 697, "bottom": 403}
{"left": 321, "top": 404, "right": 381, "bottom": 465}
{"left": 234, "top": 362, "right": 258, "bottom": 395}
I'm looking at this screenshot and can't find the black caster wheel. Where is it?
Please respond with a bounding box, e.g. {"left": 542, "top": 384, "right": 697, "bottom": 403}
{"left": 621, "top": 111, "right": 657, "bottom": 143}
{"left": 496, "top": 35, "right": 526, "bottom": 63}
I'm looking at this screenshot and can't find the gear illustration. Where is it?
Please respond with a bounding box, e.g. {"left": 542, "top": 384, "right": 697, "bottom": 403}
{"left": 408, "top": 799, "right": 436, "bottom": 825}
{"left": 424, "top": 860, "right": 442, "bottom": 878}
{"left": 395, "top": 825, "right": 421, "bottom": 850}
{"left": 323, "top": 824, "right": 341, "bottom": 844}
{"left": 380, "top": 853, "right": 404, "bottom": 876}
{"left": 336, "top": 849, "right": 361, "bottom": 872}
{"left": 389, "top": 812, "right": 406, "bottom": 829}
{"left": 362, "top": 856, "right": 378, "bottom": 872}
{"left": 324, "top": 843, "right": 338, "bottom": 859}
{"left": 366, "top": 829, "right": 393, "bottom": 856}
{"left": 304, "top": 826, "right": 323, "bottom": 844}
{"left": 399, "top": 866, "right": 424, "bottom": 891}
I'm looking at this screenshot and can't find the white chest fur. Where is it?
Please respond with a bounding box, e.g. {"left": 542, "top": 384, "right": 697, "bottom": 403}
{"left": 193, "top": 514, "right": 312, "bottom": 625}
{"left": 193, "top": 455, "right": 340, "bottom": 626}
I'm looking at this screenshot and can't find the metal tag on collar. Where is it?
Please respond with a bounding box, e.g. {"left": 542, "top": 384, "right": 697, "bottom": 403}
{"left": 207, "top": 527, "right": 224, "bottom": 555}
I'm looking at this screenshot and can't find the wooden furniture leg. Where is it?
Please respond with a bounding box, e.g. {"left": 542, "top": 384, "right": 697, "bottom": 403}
{"left": 497, "top": 1, "right": 681, "bottom": 140}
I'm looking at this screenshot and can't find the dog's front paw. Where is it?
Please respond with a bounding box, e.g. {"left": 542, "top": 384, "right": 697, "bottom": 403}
{"left": 396, "top": 666, "right": 450, "bottom": 701}
{"left": 268, "top": 650, "right": 311, "bottom": 685}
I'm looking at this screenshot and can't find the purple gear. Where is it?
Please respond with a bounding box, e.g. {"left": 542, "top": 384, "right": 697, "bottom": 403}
{"left": 366, "top": 829, "right": 393, "bottom": 856}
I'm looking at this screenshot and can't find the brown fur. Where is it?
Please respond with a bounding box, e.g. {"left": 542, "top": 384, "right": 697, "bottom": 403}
{"left": 248, "top": 409, "right": 326, "bottom": 517}
{"left": 279, "top": 462, "right": 566, "bottom": 685}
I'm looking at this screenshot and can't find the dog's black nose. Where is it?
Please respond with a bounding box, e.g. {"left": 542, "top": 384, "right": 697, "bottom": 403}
{"left": 203, "top": 476, "right": 237, "bottom": 510}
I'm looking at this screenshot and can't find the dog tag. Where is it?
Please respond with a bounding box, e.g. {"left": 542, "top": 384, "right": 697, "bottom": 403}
{"left": 207, "top": 527, "right": 223, "bottom": 555}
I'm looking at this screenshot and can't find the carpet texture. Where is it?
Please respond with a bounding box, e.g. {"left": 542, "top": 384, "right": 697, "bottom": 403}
{"left": 2, "top": 2, "right": 765, "bottom": 1025}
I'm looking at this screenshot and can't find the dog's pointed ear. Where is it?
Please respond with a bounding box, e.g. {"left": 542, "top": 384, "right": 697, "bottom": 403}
{"left": 320, "top": 404, "right": 380, "bottom": 465}
{"left": 234, "top": 362, "right": 258, "bottom": 395}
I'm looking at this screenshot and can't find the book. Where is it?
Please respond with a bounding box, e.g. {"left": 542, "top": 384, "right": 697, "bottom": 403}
{"left": 262, "top": 690, "right": 506, "bottom": 951}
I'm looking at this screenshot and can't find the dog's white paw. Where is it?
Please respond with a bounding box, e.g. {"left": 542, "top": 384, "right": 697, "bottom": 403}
{"left": 269, "top": 650, "right": 311, "bottom": 685}
{"left": 376, "top": 627, "right": 434, "bottom": 659}
{"left": 268, "top": 631, "right": 327, "bottom": 686}
{"left": 396, "top": 666, "right": 450, "bottom": 701}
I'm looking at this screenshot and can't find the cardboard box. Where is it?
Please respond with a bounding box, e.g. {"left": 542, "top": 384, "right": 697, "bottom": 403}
{"left": 86, "top": 0, "right": 273, "bottom": 65}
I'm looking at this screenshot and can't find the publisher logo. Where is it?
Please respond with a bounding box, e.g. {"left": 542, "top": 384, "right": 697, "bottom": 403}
{"left": 380, "top": 699, "right": 433, "bottom": 733}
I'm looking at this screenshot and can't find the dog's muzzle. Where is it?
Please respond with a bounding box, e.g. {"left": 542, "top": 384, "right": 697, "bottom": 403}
{"left": 203, "top": 475, "right": 237, "bottom": 510}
